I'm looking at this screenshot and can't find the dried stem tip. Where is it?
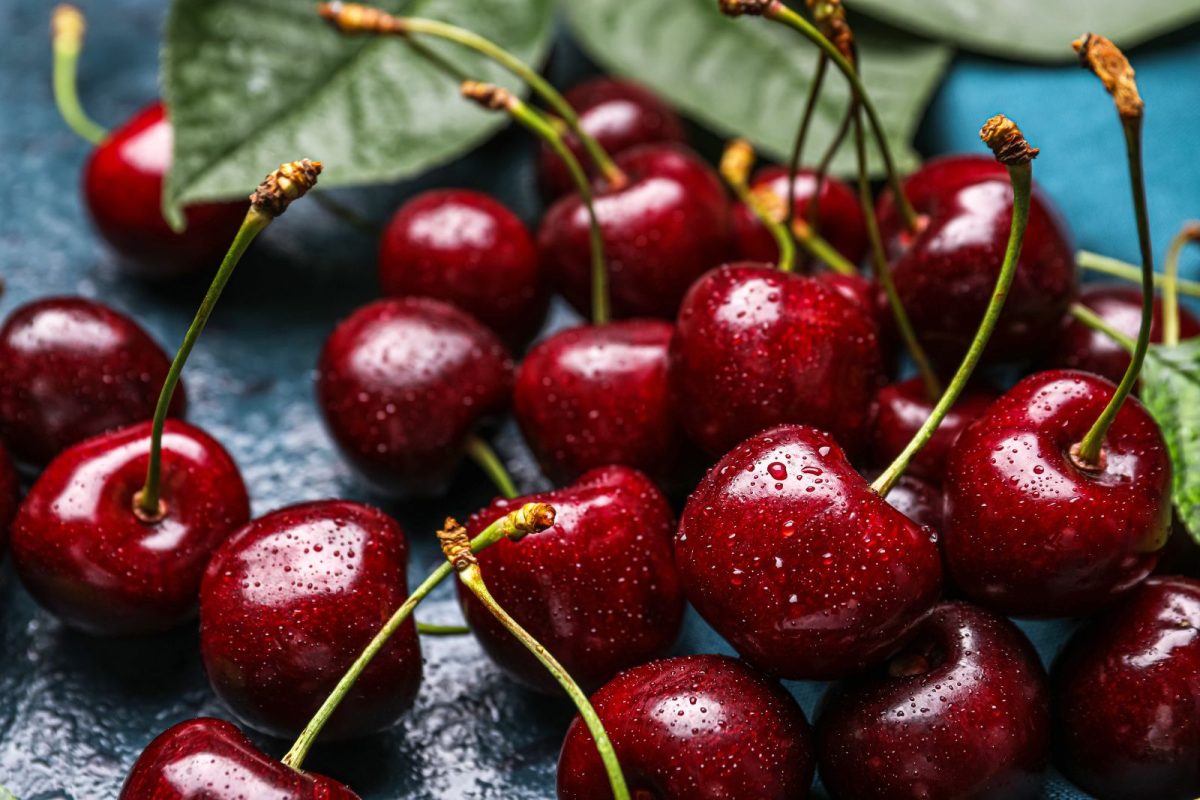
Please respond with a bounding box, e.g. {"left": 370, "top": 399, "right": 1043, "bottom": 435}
{"left": 979, "top": 115, "right": 1038, "bottom": 166}
{"left": 719, "top": 139, "right": 755, "bottom": 188}
{"left": 718, "top": 0, "right": 774, "bottom": 17}
{"left": 1073, "top": 33, "right": 1143, "bottom": 120}
{"left": 461, "top": 81, "right": 513, "bottom": 112}
{"left": 52, "top": 4, "right": 85, "bottom": 46}
{"left": 249, "top": 159, "right": 322, "bottom": 217}
{"left": 438, "top": 517, "right": 476, "bottom": 571}
{"left": 318, "top": 1, "right": 403, "bottom": 34}
{"left": 807, "top": 0, "right": 855, "bottom": 63}
{"left": 507, "top": 502, "right": 556, "bottom": 537}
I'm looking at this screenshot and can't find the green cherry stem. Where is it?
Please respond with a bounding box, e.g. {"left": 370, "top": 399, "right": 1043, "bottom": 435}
{"left": 463, "top": 433, "right": 518, "bottom": 500}
{"left": 281, "top": 502, "right": 556, "bottom": 771}
{"left": 806, "top": 97, "right": 853, "bottom": 229}
{"left": 440, "top": 522, "right": 631, "bottom": 800}
{"left": 1069, "top": 303, "right": 1136, "bottom": 353}
{"left": 872, "top": 116, "right": 1036, "bottom": 497}
{"left": 51, "top": 5, "right": 107, "bottom": 145}
{"left": 133, "top": 160, "right": 322, "bottom": 521}
{"left": 721, "top": 140, "right": 796, "bottom": 273}
{"left": 1076, "top": 250, "right": 1200, "bottom": 298}
{"left": 786, "top": 52, "right": 828, "bottom": 226}
{"left": 416, "top": 621, "right": 470, "bottom": 636}
{"left": 1161, "top": 222, "right": 1200, "bottom": 347}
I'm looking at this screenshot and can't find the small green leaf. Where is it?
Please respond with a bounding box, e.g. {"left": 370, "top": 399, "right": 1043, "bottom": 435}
{"left": 1140, "top": 340, "right": 1200, "bottom": 544}
{"left": 561, "top": 0, "right": 952, "bottom": 176}
{"left": 161, "top": 0, "right": 553, "bottom": 224}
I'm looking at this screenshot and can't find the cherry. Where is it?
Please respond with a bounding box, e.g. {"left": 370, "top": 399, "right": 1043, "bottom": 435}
{"left": 1052, "top": 576, "right": 1200, "bottom": 800}
{"left": 378, "top": 189, "right": 547, "bottom": 348}
{"left": 539, "top": 143, "right": 731, "bottom": 320}
{"left": 668, "top": 263, "right": 883, "bottom": 457}
{"left": 10, "top": 419, "right": 248, "bottom": 634}
{"left": 457, "top": 465, "right": 682, "bottom": 693}
{"left": 875, "top": 155, "right": 1076, "bottom": 366}
{"left": 816, "top": 601, "right": 1050, "bottom": 799}
{"left": 943, "top": 369, "right": 1171, "bottom": 617}
{"left": 1049, "top": 283, "right": 1200, "bottom": 384}
{"left": 0, "top": 442, "right": 18, "bottom": 546}
{"left": 676, "top": 424, "right": 941, "bottom": 679}
{"left": 880, "top": 473, "right": 943, "bottom": 533}
{"left": 557, "top": 654, "right": 814, "bottom": 800}
{"left": 0, "top": 296, "right": 183, "bottom": 466}
{"left": 200, "top": 500, "right": 421, "bottom": 740}
{"left": 316, "top": 296, "right": 513, "bottom": 497}
{"left": 119, "top": 717, "right": 360, "bottom": 799}
{"left": 537, "top": 78, "right": 686, "bottom": 198}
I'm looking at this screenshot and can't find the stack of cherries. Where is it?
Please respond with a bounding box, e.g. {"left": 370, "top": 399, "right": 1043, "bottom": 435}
{"left": 1, "top": 4, "right": 1196, "bottom": 800}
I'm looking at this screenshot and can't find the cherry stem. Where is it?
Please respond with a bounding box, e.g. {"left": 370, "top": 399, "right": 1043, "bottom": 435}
{"left": 1069, "top": 302, "right": 1136, "bottom": 353}
{"left": 872, "top": 118, "right": 1034, "bottom": 497}
{"left": 464, "top": 434, "right": 518, "bottom": 500}
{"left": 807, "top": 98, "right": 852, "bottom": 230}
{"left": 1077, "top": 250, "right": 1200, "bottom": 299}
{"left": 720, "top": 140, "right": 796, "bottom": 273}
{"left": 1160, "top": 222, "right": 1200, "bottom": 347}
{"left": 281, "top": 502, "right": 556, "bottom": 771}
{"left": 51, "top": 5, "right": 107, "bottom": 145}
{"left": 416, "top": 621, "right": 470, "bottom": 635}
{"left": 786, "top": 52, "right": 828, "bottom": 227}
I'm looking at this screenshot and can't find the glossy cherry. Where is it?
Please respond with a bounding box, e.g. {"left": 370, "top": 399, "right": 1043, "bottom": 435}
{"left": 876, "top": 154, "right": 1076, "bottom": 367}
{"left": 668, "top": 263, "right": 884, "bottom": 457}
{"left": 0, "top": 296, "right": 183, "bottom": 466}
{"left": 538, "top": 78, "right": 686, "bottom": 198}
{"left": 120, "top": 717, "right": 360, "bottom": 799}
{"left": 1052, "top": 576, "right": 1200, "bottom": 800}
{"left": 557, "top": 654, "right": 814, "bottom": 800}
{"left": 1049, "top": 283, "right": 1200, "bottom": 384}
{"left": 200, "top": 500, "right": 421, "bottom": 740}
{"left": 943, "top": 369, "right": 1171, "bottom": 617}
{"left": 879, "top": 473, "right": 943, "bottom": 533}
{"left": 316, "top": 297, "right": 513, "bottom": 497}
{"left": 676, "top": 424, "right": 942, "bottom": 679}
{"left": 817, "top": 601, "right": 1050, "bottom": 800}
{"left": 85, "top": 102, "right": 246, "bottom": 280}
{"left": 378, "top": 189, "right": 547, "bottom": 348}
{"left": 539, "top": 143, "right": 731, "bottom": 320}
{"left": 458, "top": 465, "right": 683, "bottom": 694}
{"left": 0, "top": 442, "right": 17, "bottom": 547}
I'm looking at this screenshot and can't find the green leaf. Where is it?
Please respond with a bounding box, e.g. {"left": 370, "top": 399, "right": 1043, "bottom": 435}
{"left": 845, "top": 0, "right": 1200, "bottom": 62}
{"left": 561, "top": 0, "right": 952, "bottom": 176}
{"left": 1140, "top": 340, "right": 1200, "bottom": 544}
{"left": 161, "top": 0, "right": 553, "bottom": 224}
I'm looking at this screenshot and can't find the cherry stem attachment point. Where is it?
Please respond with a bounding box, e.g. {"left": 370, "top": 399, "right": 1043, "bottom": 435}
{"left": 416, "top": 621, "right": 470, "bottom": 635}
{"left": 51, "top": 4, "right": 107, "bottom": 145}
{"left": 873, "top": 115, "right": 1036, "bottom": 496}
{"left": 720, "top": 139, "right": 796, "bottom": 273}
{"left": 786, "top": 52, "right": 828, "bottom": 227}
{"left": 133, "top": 160, "right": 321, "bottom": 522}
{"left": 1077, "top": 250, "right": 1200, "bottom": 299}
{"left": 464, "top": 433, "right": 518, "bottom": 500}
{"left": 1161, "top": 222, "right": 1200, "bottom": 347}
{"left": 282, "top": 502, "right": 556, "bottom": 771}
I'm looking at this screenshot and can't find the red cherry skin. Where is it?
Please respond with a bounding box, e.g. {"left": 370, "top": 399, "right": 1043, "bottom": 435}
{"left": 731, "top": 166, "right": 867, "bottom": 268}
{"left": 457, "top": 465, "right": 683, "bottom": 693}
{"left": 85, "top": 102, "right": 246, "bottom": 280}
{"left": 676, "top": 424, "right": 942, "bottom": 679}
{"left": 0, "top": 297, "right": 184, "bottom": 466}
{"left": 119, "top": 717, "right": 360, "bottom": 799}
{"left": 557, "top": 654, "right": 814, "bottom": 800}
{"left": 877, "top": 154, "right": 1076, "bottom": 366}
{"left": 870, "top": 377, "right": 998, "bottom": 485}
{"left": 0, "top": 442, "right": 18, "bottom": 548}
{"left": 537, "top": 78, "right": 687, "bottom": 198}
{"left": 200, "top": 500, "right": 421, "bottom": 740}
{"left": 10, "top": 420, "right": 248, "bottom": 635}
{"left": 1048, "top": 283, "right": 1200, "bottom": 384}
{"left": 513, "top": 319, "right": 684, "bottom": 484}
{"left": 316, "top": 297, "right": 513, "bottom": 497}
{"left": 943, "top": 369, "right": 1171, "bottom": 617}
{"left": 378, "top": 189, "right": 547, "bottom": 348}
{"left": 539, "top": 143, "right": 731, "bottom": 320}
{"left": 817, "top": 601, "right": 1050, "bottom": 800}
{"left": 1052, "top": 576, "right": 1200, "bottom": 800}
{"left": 881, "top": 473, "right": 944, "bottom": 533}
{"left": 668, "top": 263, "right": 884, "bottom": 457}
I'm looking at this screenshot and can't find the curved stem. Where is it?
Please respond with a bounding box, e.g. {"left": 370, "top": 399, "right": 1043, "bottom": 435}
{"left": 721, "top": 141, "right": 796, "bottom": 273}
{"left": 872, "top": 161, "right": 1031, "bottom": 496}
{"left": 1070, "top": 302, "right": 1135, "bottom": 353}
{"left": 51, "top": 5, "right": 107, "bottom": 145}
{"left": 807, "top": 100, "right": 853, "bottom": 230}
{"left": 416, "top": 621, "right": 470, "bottom": 635}
{"left": 464, "top": 434, "right": 517, "bottom": 500}
{"left": 1076, "top": 250, "right": 1200, "bottom": 298}
{"left": 787, "top": 53, "right": 828, "bottom": 227}
{"left": 1160, "top": 224, "right": 1199, "bottom": 347}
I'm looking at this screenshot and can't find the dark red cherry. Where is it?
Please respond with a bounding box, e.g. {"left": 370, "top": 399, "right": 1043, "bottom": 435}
{"left": 876, "top": 154, "right": 1076, "bottom": 366}
{"left": 119, "top": 717, "right": 360, "bottom": 799}
{"left": 458, "top": 465, "right": 683, "bottom": 693}
{"left": 0, "top": 296, "right": 183, "bottom": 466}
{"left": 316, "top": 297, "right": 513, "bottom": 497}
{"left": 1052, "top": 576, "right": 1200, "bottom": 800}
{"left": 378, "top": 189, "right": 547, "bottom": 348}
{"left": 668, "top": 263, "right": 884, "bottom": 457}
{"left": 200, "top": 500, "right": 421, "bottom": 740}
{"left": 676, "top": 424, "right": 942, "bottom": 680}
{"left": 10, "top": 420, "right": 248, "bottom": 635}
{"left": 537, "top": 78, "right": 686, "bottom": 198}
{"left": 1048, "top": 283, "right": 1200, "bottom": 384}
{"left": 85, "top": 102, "right": 245, "bottom": 280}
{"left": 557, "top": 654, "right": 814, "bottom": 800}
{"left": 0, "top": 442, "right": 17, "bottom": 548}
{"left": 943, "top": 369, "right": 1171, "bottom": 617}
{"left": 817, "top": 601, "right": 1050, "bottom": 800}
{"left": 731, "top": 166, "right": 866, "bottom": 269}
{"left": 880, "top": 473, "right": 943, "bottom": 533}
{"left": 539, "top": 143, "right": 731, "bottom": 320}
{"left": 870, "top": 377, "right": 998, "bottom": 485}
{"left": 513, "top": 319, "right": 685, "bottom": 484}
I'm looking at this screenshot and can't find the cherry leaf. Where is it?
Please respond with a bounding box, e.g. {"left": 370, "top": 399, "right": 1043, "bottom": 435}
{"left": 1140, "top": 339, "right": 1200, "bottom": 544}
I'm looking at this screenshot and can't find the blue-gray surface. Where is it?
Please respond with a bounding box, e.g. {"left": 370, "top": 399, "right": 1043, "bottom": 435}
{"left": 2, "top": 0, "right": 1198, "bottom": 797}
